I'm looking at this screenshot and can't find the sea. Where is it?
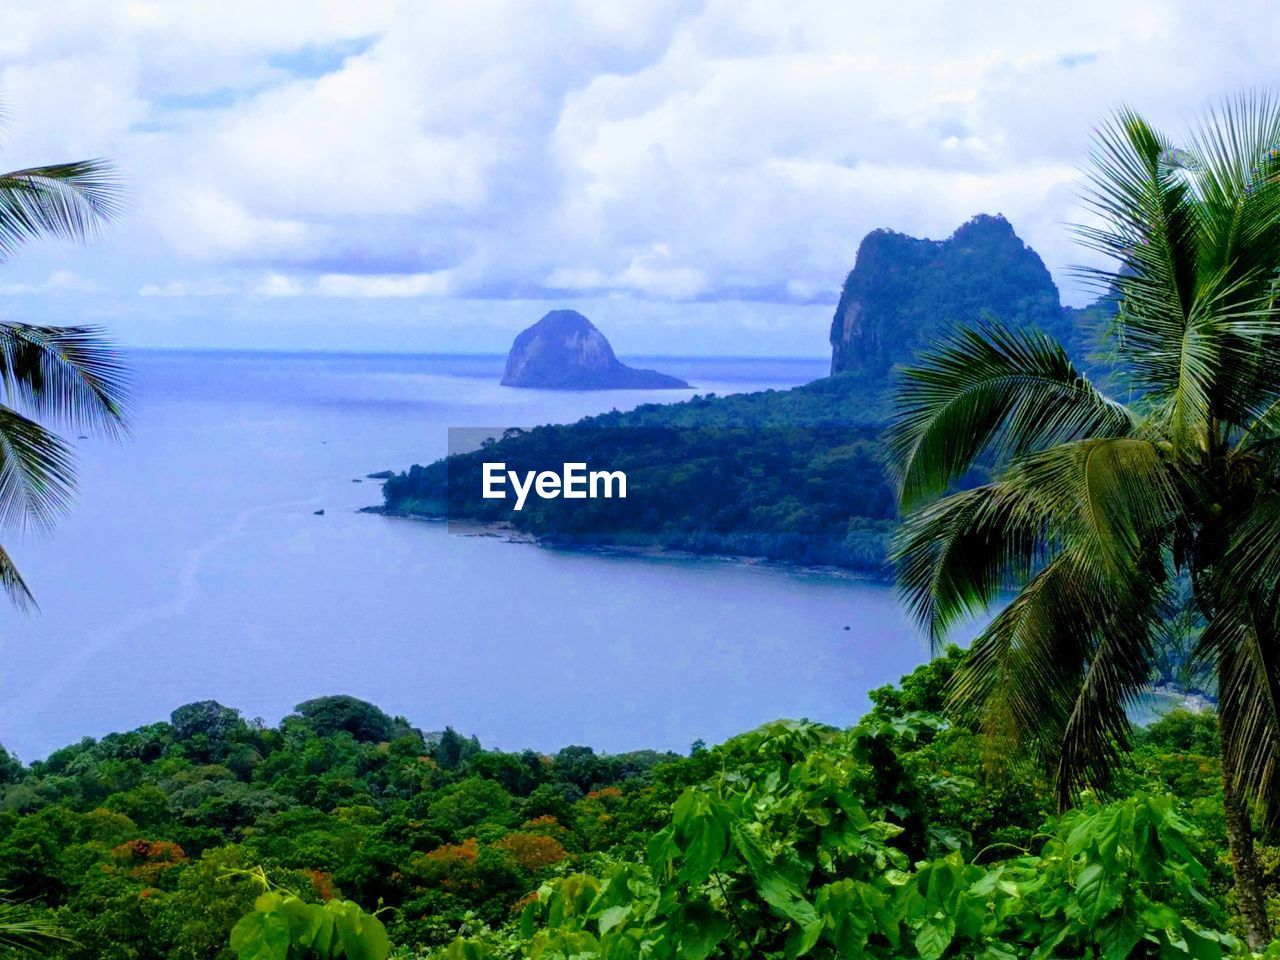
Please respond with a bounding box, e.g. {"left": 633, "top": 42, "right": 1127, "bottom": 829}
{"left": 0, "top": 351, "right": 949, "bottom": 760}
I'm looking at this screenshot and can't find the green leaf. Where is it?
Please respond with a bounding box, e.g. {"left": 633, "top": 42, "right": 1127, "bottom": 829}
{"left": 597, "top": 905, "right": 629, "bottom": 936}
{"left": 329, "top": 900, "right": 390, "bottom": 960}
{"left": 1075, "top": 861, "right": 1128, "bottom": 926}
{"left": 230, "top": 911, "right": 291, "bottom": 960}
{"left": 914, "top": 917, "right": 956, "bottom": 960}
{"left": 280, "top": 899, "right": 330, "bottom": 954}
{"left": 674, "top": 904, "right": 729, "bottom": 960}
{"left": 1097, "top": 915, "right": 1142, "bottom": 960}
{"left": 648, "top": 825, "right": 677, "bottom": 875}
{"left": 671, "top": 792, "right": 729, "bottom": 884}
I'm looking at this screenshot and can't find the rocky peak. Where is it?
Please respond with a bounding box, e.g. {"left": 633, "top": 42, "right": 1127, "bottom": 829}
{"left": 501, "top": 310, "right": 690, "bottom": 390}
{"left": 829, "top": 214, "right": 1069, "bottom": 377}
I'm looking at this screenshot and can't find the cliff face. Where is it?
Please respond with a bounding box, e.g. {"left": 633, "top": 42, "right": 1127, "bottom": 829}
{"left": 501, "top": 310, "right": 690, "bottom": 390}
{"left": 829, "top": 214, "right": 1079, "bottom": 376}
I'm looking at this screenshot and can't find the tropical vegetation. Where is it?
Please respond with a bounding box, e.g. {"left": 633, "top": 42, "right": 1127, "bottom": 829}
{"left": 10, "top": 89, "right": 1280, "bottom": 960}
{"left": 0, "top": 660, "right": 1273, "bottom": 959}
{"left": 889, "top": 95, "right": 1280, "bottom": 949}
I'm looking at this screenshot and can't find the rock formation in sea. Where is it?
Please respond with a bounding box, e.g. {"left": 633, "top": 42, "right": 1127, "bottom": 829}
{"left": 828, "top": 214, "right": 1101, "bottom": 377}
{"left": 501, "top": 309, "right": 689, "bottom": 390}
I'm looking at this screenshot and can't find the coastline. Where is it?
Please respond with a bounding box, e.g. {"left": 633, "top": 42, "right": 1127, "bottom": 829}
{"left": 358, "top": 504, "right": 893, "bottom": 583}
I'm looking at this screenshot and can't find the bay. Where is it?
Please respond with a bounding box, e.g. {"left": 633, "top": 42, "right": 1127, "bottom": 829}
{"left": 0, "top": 350, "right": 936, "bottom": 760}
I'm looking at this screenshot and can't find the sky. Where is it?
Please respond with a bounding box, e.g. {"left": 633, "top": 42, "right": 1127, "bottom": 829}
{"left": 0, "top": 1, "right": 1270, "bottom": 356}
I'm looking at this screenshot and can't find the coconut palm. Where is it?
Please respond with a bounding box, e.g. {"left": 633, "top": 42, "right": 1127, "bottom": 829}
{"left": 0, "top": 132, "right": 127, "bottom": 610}
{"left": 889, "top": 94, "right": 1280, "bottom": 948}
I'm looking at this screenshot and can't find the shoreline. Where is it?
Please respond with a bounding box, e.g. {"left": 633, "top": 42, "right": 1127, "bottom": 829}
{"left": 360, "top": 505, "right": 1215, "bottom": 721}
{"left": 359, "top": 504, "right": 893, "bottom": 583}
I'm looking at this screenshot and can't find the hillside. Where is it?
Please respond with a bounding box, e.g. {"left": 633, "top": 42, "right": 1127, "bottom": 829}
{"left": 381, "top": 374, "right": 902, "bottom": 573}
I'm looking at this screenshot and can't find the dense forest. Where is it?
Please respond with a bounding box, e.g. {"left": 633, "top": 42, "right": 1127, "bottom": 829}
{"left": 380, "top": 375, "right": 910, "bottom": 575}
{"left": 0, "top": 695, "right": 684, "bottom": 959}
{"left": 0, "top": 656, "right": 1264, "bottom": 959}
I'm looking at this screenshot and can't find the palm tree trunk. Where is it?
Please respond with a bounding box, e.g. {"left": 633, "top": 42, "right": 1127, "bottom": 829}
{"left": 1220, "top": 737, "right": 1272, "bottom": 950}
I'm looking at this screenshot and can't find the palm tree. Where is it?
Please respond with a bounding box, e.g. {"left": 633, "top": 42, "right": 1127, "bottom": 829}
{"left": 888, "top": 94, "right": 1280, "bottom": 949}
{"left": 0, "top": 123, "right": 128, "bottom": 610}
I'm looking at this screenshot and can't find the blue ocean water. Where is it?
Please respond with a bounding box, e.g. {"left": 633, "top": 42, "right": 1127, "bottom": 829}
{"left": 0, "top": 351, "right": 939, "bottom": 760}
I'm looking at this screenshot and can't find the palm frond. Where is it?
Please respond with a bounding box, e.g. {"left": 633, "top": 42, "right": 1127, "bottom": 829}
{"left": 1075, "top": 110, "right": 1219, "bottom": 445}
{"left": 949, "top": 553, "right": 1098, "bottom": 769}
{"left": 0, "top": 540, "right": 35, "bottom": 612}
{"left": 1219, "top": 490, "right": 1280, "bottom": 608}
{"left": 887, "top": 322, "right": 1134, "bottom": 508}
{"left": 894, "top": 482, "right": 1048, "bottom": 647}
{"left": 0, "top": 896, "right": 67, "bottom": 953}
{"left": 1184, "top": 91, "right": 1280, "bottom": 264}
{"left": 0, "top": 323, "right": 130, "bottom": 436}
{"left": 1207, "top": 495, "right": 1280, "bottom": 818}
{"left": 1005, "top": 436, "right": 1177, "bottom": 576}
{"left": 0, "top": 405, "right": 76, "bottom": 532}
{"left": 1054, "top": 561, "right": 1167, "bottom": 806}
{"left": 1200, "top": 604, "right": 1280, "bottom": 811}
{"left": 0, "top": 160, "right": 123, "bottom": 260}
{"left": 895, "top": 434, "right": 1174, "bottom": 647}
{"left": 949, "top": 546, "right": 1166, "bottom": 808}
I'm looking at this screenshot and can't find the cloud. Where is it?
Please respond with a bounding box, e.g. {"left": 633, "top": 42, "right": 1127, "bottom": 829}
{"left": 0, "top": 269, "right": 97, "bottom": 295}
{"left": 2, "top": 1, "right": 1279, "bottom": 352}
{"left": 251, "top": 272, "right": 304, "bottom": 298}
{"left": 138, "top": 278, "right": 234, "bottom": 297}
{"left": 313, "top": 272, "right": 453, "bottom": 298}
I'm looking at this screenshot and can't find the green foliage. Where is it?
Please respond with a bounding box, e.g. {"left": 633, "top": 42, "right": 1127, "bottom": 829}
{"left": 1141, "top": 710, "right": 1221, "bottom": 757}
{"left": 462, "top": 721, "right": 1252, "bottom": 960}
{"left": 5, "top": 656, "right": 1279, "bottom": 960}
{"left": 0, "top": 695, "right": 687, "bottom": 958}
{"left": 289, "top": 697, "right": 416, "bottom": 745}
{"left": 230, "top": 889, "right": 389, "bottom": 960}
{"left": 172, "top": 702, "right": 247, "bottom": 744}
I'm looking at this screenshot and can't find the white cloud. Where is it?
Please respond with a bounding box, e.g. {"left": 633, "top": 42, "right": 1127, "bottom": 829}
{"left": 0, "top": 269, "right": 98, "bottom": 295}
{"left": 314, "top": 271, "right": 453, "bottom": 298}
{"left": 2, "top": 0, "right": 1280, "bottom": 351}
{"left": 551, "top": 245, "right": 709, "bottom": 300}
{"left": 145, "top": 187, "right": 315, "bottom": 262}
{"left": 252, "top": 272, "right": 304, "bottom": 298}
{"left": 138, "top": 278, "right": 233, "bottom": 297}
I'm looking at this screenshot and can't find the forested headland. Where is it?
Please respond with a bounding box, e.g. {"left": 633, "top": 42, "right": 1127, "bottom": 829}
{"left": 380, "top": 374, "right": 901, "bottom": 574}
{"left": 378, "top": 217, "right": 1116, "bottom": 576}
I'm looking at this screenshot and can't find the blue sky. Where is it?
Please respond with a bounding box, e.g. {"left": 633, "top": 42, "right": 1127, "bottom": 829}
{"left": 0, "top": 2, "right": 1271, "bottom": 355}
